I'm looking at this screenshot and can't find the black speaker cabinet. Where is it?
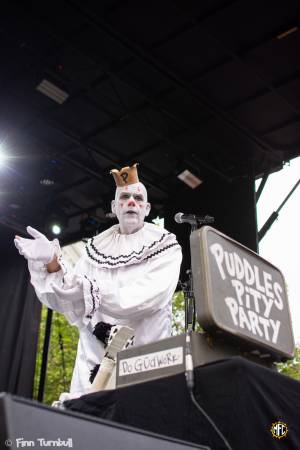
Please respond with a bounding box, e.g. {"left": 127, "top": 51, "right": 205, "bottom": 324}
{"left": 0, "top": 393, "right": 210, "bottom": 450}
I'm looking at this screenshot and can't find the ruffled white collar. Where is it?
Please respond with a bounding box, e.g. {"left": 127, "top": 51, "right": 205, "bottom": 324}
{"left": 84, "top": 222, "right": 178, "bottom": 268}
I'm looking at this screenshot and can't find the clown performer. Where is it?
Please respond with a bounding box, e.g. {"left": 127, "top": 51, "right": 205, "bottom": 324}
{"left": 14, "top": 163, "right": 182, "bottom": 399}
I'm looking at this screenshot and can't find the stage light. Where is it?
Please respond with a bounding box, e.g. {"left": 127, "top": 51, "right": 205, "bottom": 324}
{"left": 0, "top": 145, "right": 7, "bottom": 167}
{"left": 45, "top": 212, "right": 67, "bottom": 237}
{"left": 177, "top": 169, "right": 202, "bottom": 189}
{"left": 40, "top": 178, "right": 55, "bottom": 186}
{"left": 277, "top": 26, "right": 298, "bottom": 40}
{"left": 36, "top": 79, "right": 69, "bottom": 104}
{"left": 51, "top": 224, "right": 62, "bottom": 235}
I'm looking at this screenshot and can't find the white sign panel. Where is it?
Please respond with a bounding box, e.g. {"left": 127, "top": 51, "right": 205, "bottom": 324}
{"left": 119, "top": 347, "right": 183, "bottom": 376}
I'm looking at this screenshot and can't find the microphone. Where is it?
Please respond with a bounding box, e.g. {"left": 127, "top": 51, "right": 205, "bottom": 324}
{"left": 185, "top": 329, "right": 194, "bottom": 392}
{"left": 174, "top": 212, "right": 214, "bottom": 226}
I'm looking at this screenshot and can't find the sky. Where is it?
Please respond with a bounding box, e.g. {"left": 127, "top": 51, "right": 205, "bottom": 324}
{"left": 256, "top": 156, "right": 300, "bottom": 345}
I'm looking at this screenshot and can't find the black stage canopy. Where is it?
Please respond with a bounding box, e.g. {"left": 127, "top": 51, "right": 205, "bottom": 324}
{"left": 0, "top": 0, "right": 300, "bottom": 250}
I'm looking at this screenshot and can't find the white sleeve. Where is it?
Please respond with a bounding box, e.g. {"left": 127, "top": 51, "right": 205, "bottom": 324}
{"left": 27, "top": 242, "right": 85, "bottom": 326}
{"left": 94, "top": 245, "right": 182, "bottom": 320}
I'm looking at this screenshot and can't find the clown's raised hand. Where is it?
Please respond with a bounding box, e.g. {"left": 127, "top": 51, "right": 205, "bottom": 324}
{"left": 14, "top": 226, "right": 55, "bottom": 264}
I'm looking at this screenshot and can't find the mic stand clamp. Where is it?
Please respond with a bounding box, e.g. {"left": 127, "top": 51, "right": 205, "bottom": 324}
{"left": 180, "top": 269, "right": 196, "bottom": 332}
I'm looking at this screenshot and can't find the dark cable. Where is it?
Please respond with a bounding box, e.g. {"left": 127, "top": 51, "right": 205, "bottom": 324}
{"left": 185, "top": 329, "right": 233, "bottom": 450}
{"left": 189, "top": 390, "right": 233, "bottom": 450}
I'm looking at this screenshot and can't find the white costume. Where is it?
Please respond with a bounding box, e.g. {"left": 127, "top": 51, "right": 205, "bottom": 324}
{"left": 28, "top": 222, "right": 182, "bottom": 394}
{"left": 15, "top": 164, "right": 182, "bottom": 396}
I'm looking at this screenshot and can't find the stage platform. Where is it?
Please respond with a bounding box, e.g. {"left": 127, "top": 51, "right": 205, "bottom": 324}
{"left": 65, "top": 357, "right": 300, "bottom": 450}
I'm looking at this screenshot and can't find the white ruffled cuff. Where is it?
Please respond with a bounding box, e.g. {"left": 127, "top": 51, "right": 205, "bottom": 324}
{"left": 28, "top": 239, "right": 69, "bottom": 295}
{"left": 52, "top": 239, "right": 68, "bottom": 279}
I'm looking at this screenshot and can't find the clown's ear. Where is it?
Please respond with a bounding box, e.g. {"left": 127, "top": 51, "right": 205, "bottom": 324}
{"left": 145, "top": 202, "right": 151, "bottom": 217}
{"left": 111, "top": 200, "right": 116, "bottom": 214}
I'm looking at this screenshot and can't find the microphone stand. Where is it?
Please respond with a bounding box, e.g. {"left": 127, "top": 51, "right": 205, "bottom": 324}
{"left": 177, "top": 215, "right": 214, "bottom": 332}
{"left": 177, "top": 214, "right": 215, "bottom": 364}
{"left": 181, "top": 269, "right": 196, "bottom": 332}
{"left": 180, "top": 222, "right": 198, "bottom": 333}
{"left": 179, "top": 219, "right": 233, "bottom": 450}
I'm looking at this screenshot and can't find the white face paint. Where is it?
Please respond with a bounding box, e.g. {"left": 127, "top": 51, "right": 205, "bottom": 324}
{"left": 111, "top": 182, "right": 151, "bottom": 234}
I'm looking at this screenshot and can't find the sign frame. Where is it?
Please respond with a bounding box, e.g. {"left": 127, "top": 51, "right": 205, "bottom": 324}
{"left": 190, "top": 226, "right": 295, "bottom": 360}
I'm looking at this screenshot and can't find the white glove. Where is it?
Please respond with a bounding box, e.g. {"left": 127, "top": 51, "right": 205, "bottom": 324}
{"left": 14, "top": 226, "right": 55, "bottom": 264}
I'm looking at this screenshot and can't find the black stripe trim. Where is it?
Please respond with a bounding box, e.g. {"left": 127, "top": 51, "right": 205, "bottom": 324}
{"left": 143, "top": 242, "right": 179, "bottom": 262}
{"left": 86, "top": 232, "right": 171, "bottom": 262}
{"left": 86, "top": 242, "right": 180, "bottom": 267}
{"left": 84, "top": 275, "right": 97, "bottom": 318}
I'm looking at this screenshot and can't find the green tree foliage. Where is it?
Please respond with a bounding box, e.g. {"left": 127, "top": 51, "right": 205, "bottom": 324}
{"left": 35, "top": 293, "right": 300, "bottom": 405}
{"left": 172, "top": 290, "right": 185, "bottom": 335}
{"left": 33, "top": 306, "right": 78, "bottom": 404}
{"left": 172, "top": 290, "right": 202, "bottom": 334}
{"left": 277, "top": 346, "right": 300, "bottom": 380}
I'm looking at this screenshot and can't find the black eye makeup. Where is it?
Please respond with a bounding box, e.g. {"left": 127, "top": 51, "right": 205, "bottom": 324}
{"left": 119, "top": 193, "right": 131, "bottom": 200}
{"left": 119, "top": 192, "right": 144, "bottom": 201}
{"left": 133, "top": 194, "right": 144, "bottom": 201}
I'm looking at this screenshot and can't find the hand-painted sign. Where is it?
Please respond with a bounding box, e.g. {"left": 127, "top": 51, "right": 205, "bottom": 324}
{"left": 190, "top": 227, "right": 295, "bottom": 359}
{"left": 119, "top": 347, "right": 183, "bottom": 376}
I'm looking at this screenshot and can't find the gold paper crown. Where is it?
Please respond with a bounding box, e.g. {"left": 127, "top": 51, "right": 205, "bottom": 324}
{"left": 110, "top": 163, "right": 139, "bottom": 187}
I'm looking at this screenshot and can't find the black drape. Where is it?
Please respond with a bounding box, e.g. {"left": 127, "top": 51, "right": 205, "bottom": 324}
{"left": 166, "top": 176, "right": 258, "bottom": 281}
{"left": 65, "top": 357, "right": 300, "bottom": 450}
{"left": 0, "top": 224, "right": 41, "bottom": 397}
